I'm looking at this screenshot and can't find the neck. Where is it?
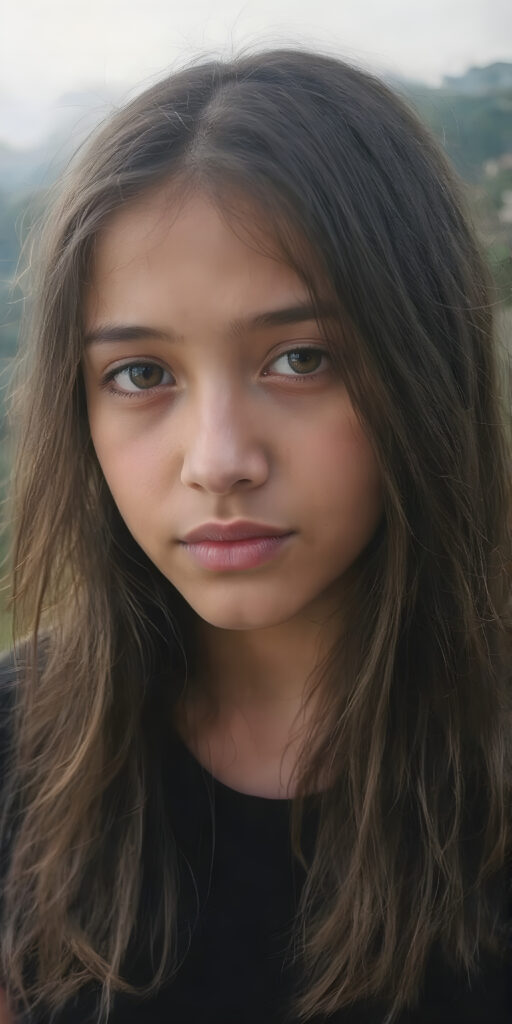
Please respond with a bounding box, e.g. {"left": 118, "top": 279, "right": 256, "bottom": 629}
{"left": 194, "top": 615, "right": 331, "bottom": 705}
{"left": 173, "top": 608, "right": 340, "bottom": 799}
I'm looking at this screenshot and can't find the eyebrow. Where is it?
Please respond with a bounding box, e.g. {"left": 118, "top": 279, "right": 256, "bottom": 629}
{"left": 83, "top": 301, "right": 336, "bottom": 346}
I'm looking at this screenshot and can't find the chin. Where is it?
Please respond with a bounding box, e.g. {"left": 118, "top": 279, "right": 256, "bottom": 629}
{"left": 192, "top": 609, "right": 285, "bottom": 632}
{"left": 182, "top": 593, "right": 302, "bottom": 632}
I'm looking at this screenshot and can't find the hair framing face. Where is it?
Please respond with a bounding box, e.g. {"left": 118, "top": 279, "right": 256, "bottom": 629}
{"left": 2, "top": 49, "right": 511, "bottom": 1024}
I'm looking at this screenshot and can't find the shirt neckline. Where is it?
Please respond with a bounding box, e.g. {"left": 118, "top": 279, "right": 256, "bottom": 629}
{"left": 172, "top": 728, "right": 295, "bottom": 805}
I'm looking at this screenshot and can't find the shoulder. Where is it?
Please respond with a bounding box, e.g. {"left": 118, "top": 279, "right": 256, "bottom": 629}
{"left": 0, "top": 638, "right": 49, "bottom": 701}
{"left": 0, "top": 650, "right": 21, "bottom": 897}
{"left": 0, "top": 644, "right": 34, "bottom": 738}
{"left": 0, "top": 642, "right": 45, "bottom": 788}
{"left": 0, "top": 647, "right": 18, "bottom": 686}
{"left": 0, "top": 641, "right": 50, "bottom": 898}
{"left": 0, "top": 648, "right": 20, "bottom": 757}
{"left": 0, "top": 649, "right": 27, "bottom": 831}
{"left": 0, "top": 640, "right": 51, "bottom": 768}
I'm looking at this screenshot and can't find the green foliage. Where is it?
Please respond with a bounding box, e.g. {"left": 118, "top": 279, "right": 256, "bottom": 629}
{"left": 405, "top": 86, "right": 512, "bottom": 181}
{"left": 484, "top": 168, "right": 512, "bottom": 211}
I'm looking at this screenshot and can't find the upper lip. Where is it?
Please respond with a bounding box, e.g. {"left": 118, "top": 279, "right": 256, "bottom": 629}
{"left": 181, "top": 520, "right": 292, "bottom": 543}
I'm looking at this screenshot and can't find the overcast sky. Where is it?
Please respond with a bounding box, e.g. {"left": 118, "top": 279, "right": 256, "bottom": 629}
{"left": 1, "top": 0, "right": 511, "bottom": 147}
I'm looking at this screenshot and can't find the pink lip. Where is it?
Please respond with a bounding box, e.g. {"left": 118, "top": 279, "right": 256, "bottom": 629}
{"left": 181, "top": 520, "right": 292, "bottom": 543}
{"left": 180, "top": 534, "right": 293, "bottom": 571}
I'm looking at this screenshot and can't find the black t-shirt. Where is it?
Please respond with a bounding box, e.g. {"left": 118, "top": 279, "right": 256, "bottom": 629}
{"left": 1, "top": 651, "right": 511, "bottom": 1023}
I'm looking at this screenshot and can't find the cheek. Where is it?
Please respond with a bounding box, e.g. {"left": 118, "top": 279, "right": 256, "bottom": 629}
{"left": 90, "top": 411, "right": 170, "bottom": 512}
{"left": 298, "top": 410, "right": 382, "bottom": 517}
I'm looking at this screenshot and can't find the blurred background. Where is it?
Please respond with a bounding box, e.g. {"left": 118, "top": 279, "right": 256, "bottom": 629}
{"left": 1, "top": 0, "right": 511, "bottom": 645}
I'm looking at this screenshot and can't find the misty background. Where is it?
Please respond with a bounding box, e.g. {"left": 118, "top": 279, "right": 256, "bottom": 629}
{"left": 1, "top": 1, "right": 511, "bottom": 641}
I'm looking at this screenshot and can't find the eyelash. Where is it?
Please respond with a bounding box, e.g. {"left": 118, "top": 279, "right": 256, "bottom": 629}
{"left": 100, "top": 346, "right": 331, "bottom": 399}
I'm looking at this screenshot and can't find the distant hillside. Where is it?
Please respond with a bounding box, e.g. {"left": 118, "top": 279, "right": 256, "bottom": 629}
{"left": 443, "top": 62, "right": 512, "bottom": 95}
{"left": 395, "top": 63, "right": 512, "bottom": 180}
{"left": 0, "top": 140, "right": 57, "bottom": 194}
{"left": 0, "top": 85, "right": 121, "bottom": 194}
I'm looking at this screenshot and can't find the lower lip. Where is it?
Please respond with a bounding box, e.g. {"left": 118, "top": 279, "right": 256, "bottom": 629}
{"left": 181, "top": 534, "right": 293, "bottom": 571}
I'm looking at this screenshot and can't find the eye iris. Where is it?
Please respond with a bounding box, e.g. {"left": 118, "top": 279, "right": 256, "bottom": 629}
{"left": 288, "top": 350, "right": 321, "bottom": 374}
{"left": 128, "top": 365, "right": 163, "bottom": 389}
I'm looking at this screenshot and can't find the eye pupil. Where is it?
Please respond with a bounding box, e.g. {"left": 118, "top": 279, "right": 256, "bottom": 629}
{"left": 288, "top": 350, "right": 321, "bottom": 374}
{"left": 129, "top": 365, "right": 163, "bottom": 388}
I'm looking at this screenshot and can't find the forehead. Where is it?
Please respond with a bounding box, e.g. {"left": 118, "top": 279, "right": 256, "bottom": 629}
{"left": 83, "top": 185, "right": 335, "bottom": 352}
{"left": 86, "top": 186, "right": 309, "bottom": 310}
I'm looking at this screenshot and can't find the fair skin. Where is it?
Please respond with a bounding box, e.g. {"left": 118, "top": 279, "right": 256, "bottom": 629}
{"left": 82, "top": 187, "right": 383, "bottom": 797}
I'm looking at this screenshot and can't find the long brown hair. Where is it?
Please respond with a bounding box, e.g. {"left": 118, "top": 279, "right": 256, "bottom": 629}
{"left": 1, "top": 48, "right": 511, "bottom": 1022}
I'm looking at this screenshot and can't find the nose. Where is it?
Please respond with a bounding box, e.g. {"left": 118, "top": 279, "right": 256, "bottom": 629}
{"left": 180, "top": 385, "right": 270, "bottom": 495}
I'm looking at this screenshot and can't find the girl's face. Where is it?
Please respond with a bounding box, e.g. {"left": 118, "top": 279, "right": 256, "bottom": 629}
{"left": 82, "top": 189, "right": 383, "bottom": 631}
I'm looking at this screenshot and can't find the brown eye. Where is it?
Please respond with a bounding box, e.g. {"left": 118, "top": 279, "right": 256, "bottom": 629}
{"left": 286, "top": 350, "right": 323, "bottom": 374}
{"left": 128, "top": 364, "right": 165, "bottom": 388}
{"left": 104, "top": 362, "right": 174, "bottom": 395}
{"left": 266, "top": 347, "right": 329, "bottom": 378}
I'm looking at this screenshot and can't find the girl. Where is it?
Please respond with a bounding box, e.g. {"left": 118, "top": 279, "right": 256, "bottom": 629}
{"left": 0, "top": 47, "right": 510, "bottom": 1024}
